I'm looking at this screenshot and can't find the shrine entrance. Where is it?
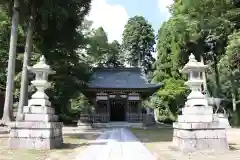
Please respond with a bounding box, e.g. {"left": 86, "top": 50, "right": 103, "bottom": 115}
{"left": 110, "top": 99, "right": 126, "bottom": 121}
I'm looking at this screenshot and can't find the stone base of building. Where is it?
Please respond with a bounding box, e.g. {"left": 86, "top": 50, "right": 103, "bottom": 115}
{"left": 77, "top": 121, "right": 92, "bottom": 130}
{"left": 9, "top": 121, "right": 63, "bottom": 149}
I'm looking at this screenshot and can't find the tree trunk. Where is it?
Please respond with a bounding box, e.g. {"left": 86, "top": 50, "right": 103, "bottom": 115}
{"left": 16, "top": 4, "right": 36, "bottom": 121}
{"left": 232, "top": 91, "right": 237, "bottom": 111}
{"left": 1, "top": 0, "right": 20, "bottom": 122}
{"left": 200, "top": 55, "right": 208, "bottom": 93}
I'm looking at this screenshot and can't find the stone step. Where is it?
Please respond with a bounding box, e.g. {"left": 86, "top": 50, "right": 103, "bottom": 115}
{"left": 23, "top": 106, "right": 55, "bottom": 114}
{"left": 173, "top": 129, "right": 227, "bottom": 139}
{"left": 9, "top": 121, "right": 63, "bottom": 129}
{"left": 177, "top": 115, "right": 213, "bottom": 123}
{"left": 24, "top": 114, "right": 58, "bottom": 122}
{"left": 10, "top": 128, "right": 62, "bottom": 138}
{"left": 182, "top": 106, "right": 213, "bottom": 115}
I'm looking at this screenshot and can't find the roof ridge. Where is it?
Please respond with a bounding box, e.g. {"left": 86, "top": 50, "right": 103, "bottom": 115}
{"left": 93, "top": 67, "right": 141, "bottom": 71}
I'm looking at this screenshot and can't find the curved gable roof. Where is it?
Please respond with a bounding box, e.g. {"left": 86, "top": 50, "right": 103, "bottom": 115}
{"left": 87, "top": 67, "right": 162, "bottom": 89}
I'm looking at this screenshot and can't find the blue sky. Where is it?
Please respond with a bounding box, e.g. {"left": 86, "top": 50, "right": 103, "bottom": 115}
{"left": 87, "top": 0, "right": 173, "bottom": 42}
{"left": 106, "top": 0, "right": 170, "bottom": 34}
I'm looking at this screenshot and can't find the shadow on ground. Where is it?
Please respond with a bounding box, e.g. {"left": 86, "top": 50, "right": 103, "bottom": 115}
{"left": 229, "top": 143, "right": 240, "bottom": 151}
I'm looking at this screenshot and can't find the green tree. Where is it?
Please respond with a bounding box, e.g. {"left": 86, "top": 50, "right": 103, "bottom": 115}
{"left": 104, "top": 40, "right": 124, "bottom": 67}
{"left": 122, "top": 16, "right": 155, "bottom": 74}
{"left": 170, "top": 0, "right": 234, "bottom": 96}
{"left": 86, "top": 27, "right": 109, "bottom": 66}
{"left": 0, "top": 0, "right": 92, "bottom": 122}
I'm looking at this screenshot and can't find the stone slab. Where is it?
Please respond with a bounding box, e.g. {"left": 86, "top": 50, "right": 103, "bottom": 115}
{"left": 23, "top": 106, "right": 55, "bottom": 114}
{"left": 172, "top": 136, "right": 229, "bottom": 152}
{"left": 9, "top": 128, "right": 62, "bottom": 138}
{"left": 185, "top": 98, "right": 208, "bottom": 107}
{"left": 28, "top": 98, "right": 51, "bottom": 107}
{"left": 177, "top": 115, "right": 213, "bottom": 123}
{"left": 24, "top": 114, "right": 58, "bottom": 122}
{"left": 77, "top": 128, "right": 155, "bottom": 160}
{"left": 77, "top": 122, "right": 92, "bottom": 130}
{"left": 9, "top": 137, "right": 63, "bottom": 149}
{"left": 173, "top": 128, "right": 227, "bottom": 139}
{"left": 9, "top": 121, "right": 63, "bottom": 129}
{"left": 173, "top": 122, "right": 229, "bottom": 130}
{"left": 182, "top": 106, "right": 213, "bottom": 115}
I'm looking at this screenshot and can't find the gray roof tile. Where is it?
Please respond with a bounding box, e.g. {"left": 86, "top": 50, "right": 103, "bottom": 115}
{"left": 87, "top": 67, "right": 162, "bottom": 89}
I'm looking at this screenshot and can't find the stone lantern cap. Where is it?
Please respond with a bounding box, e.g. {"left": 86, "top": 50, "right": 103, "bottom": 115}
{"left": 28, "top": 55, "right": 55, "bottom": 74}
{"left": 181, "top": 54, "right": 208, "bottom": 73}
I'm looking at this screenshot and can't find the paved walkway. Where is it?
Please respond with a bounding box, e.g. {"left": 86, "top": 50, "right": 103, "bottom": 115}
{"left": 76, "top": 128, "right": 156, "bottom": 160}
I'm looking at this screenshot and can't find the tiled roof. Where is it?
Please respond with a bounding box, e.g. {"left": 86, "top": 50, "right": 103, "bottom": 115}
{"left": 87, "top": 67, "right": 162, "bottom": 89}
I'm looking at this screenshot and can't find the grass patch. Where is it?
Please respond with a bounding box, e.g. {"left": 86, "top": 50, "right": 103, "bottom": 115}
{"left": 131, "top": 127, "right": 173, "bottom": 143}
{"left": 0, "top": 131, "right": 101, "bottom": 160}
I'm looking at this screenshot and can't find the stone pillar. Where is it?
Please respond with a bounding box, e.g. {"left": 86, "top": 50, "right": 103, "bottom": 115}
{"left": 9, "top": 56, "right": 63, "bottom": 149}
{"left": 172, "top": 54, "right": 230, "bottom": 152}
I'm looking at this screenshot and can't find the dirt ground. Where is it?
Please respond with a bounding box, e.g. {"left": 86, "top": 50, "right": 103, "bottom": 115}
{"left": 131, "top": 127, "right": 240, "bottom": 160}
{"left": 0, "top": 128, "right": 103, "bottom": 160}
{"left": 1, "top": 127, "right": 240, "bottom": 160}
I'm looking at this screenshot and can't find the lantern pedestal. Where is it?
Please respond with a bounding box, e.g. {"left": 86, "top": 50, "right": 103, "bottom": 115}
{"left": 173, "top": 106, "right": 230, "bottom": 152}
{"left": 9, "top": 56, "right": 63, "bottom": 149}
{"left": 9, "top": 98, "right": 63, "bottom": 149}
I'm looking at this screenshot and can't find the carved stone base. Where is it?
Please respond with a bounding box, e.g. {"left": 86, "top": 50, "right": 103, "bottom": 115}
{"left": 173, "top": 122, "right": 229, "bottom": 152}
{"left": 9, "top": 122, "right": 63, "bottom": 149}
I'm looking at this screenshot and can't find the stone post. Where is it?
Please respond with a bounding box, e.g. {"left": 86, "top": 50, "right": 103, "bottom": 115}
{"left": 172, "top": 54, "right": 230, "bottom": 152}
{"left": 9, "top": 56, "right": 63, "bottom": 149}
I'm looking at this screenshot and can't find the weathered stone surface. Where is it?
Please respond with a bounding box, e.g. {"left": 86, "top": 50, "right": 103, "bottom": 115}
{"left": 173, "top": 129, "right": 227, "bottom": 139}
{"left": 182, "top": 106, "right": 213, "bottom": 115}
{"left": 172, "top": 136, "right": 229, "bottom": 152}
{"left": 9, "top": 121, "right": 63, "bottom": 129}
{"left": 10, "top": 128, "right": 62, "bottom": 138}
{"left": 177, "top": 115, "right": 213, "bottom": 123}
{"left": 24, "top": 114, "right": 58, "bottom": 122}
{"left": 174, "top": 121, "right": 230, "bottom": 130}
{"left": 9, "top": 121, "right": 63, "bottom": 149}
{"left": 185, "top": 98, "right": 208, "bottom": 108}
{"left": 9, "top": 137, "right": 63, "bottom": 149}
{"left": 23, "top": 106, "right": 55, "bottom": 114}
{"left": 77, "top": 121, "right": 92, "bottom": 130}
{"left": 28, "top": 99, "right": 51, "bottom": 107}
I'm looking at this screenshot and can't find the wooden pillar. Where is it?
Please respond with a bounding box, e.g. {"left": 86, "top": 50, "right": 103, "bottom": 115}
{"left": 107, "top": 93, "right": 110, "bottom": 122}
{"left": 138, "top": 98, "right": 142, "bottom": 121}
{"left": 92, "top": 98, "right": 97, "bottom": 122}
{"left": 126, "top": 94, "right": 129, "bottom": 122}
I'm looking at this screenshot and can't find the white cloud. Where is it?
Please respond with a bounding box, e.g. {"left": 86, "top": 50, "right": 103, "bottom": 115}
{"left": 87, "top": 0, "right": 129, "bottom": 42}
{"left": 157, "top": 0, "right": 174, "bottom": 21}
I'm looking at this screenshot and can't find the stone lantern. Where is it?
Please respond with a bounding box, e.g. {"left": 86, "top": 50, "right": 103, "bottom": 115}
{"left": 172, "top": 53, "right": 229, "bottom": 152}
{"left": 9, "top": 56, "right": 63, "bottom": 149}
{"left": 181, "top": 53, "right": 208, "bottom": 108}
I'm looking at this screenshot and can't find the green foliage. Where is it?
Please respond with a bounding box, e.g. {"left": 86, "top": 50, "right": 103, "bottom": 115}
{"left": 85, "top": 27, "right": 124, "bottom": 67}
{"left": 0, "top": 0, "right": 92, "bottom": 121}
{"left": 122, "top": 16, "right": 155, "bottom": 74}
{"left": 152, "top": 0, "right": 240, "bottom": 123}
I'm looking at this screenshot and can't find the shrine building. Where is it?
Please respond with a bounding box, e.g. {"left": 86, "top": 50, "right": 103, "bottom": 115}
{"left": 84, "top": 67, "right": 161, "bottom": 122}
